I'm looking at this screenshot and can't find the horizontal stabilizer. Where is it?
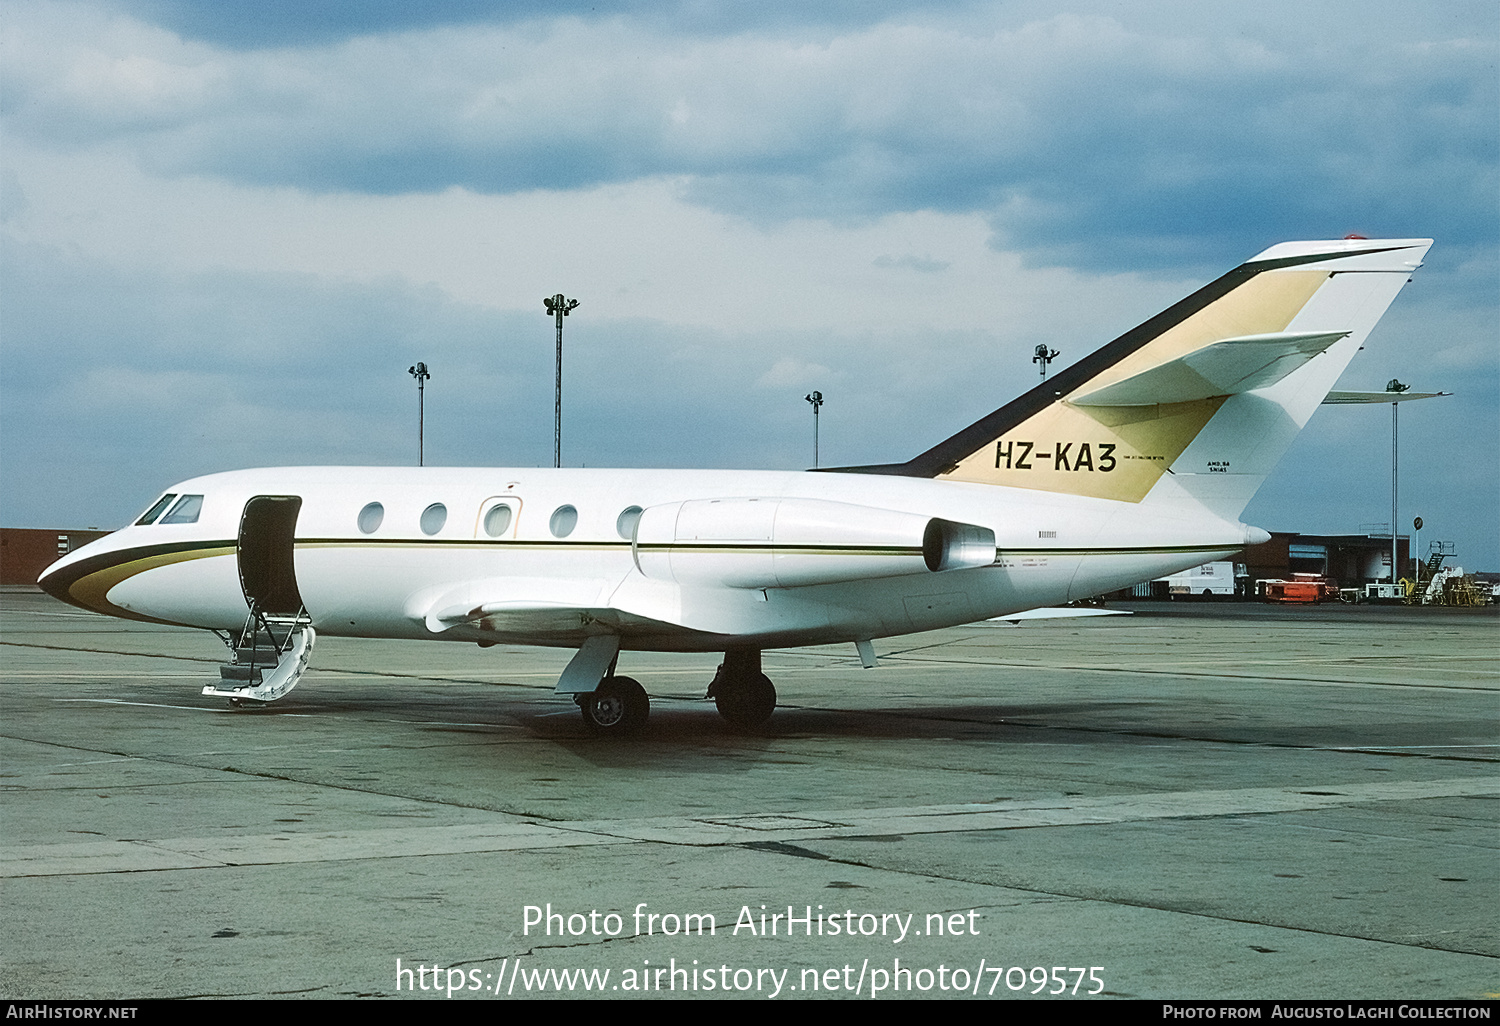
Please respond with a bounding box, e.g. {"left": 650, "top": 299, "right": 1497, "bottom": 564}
{"left": 1322, "top": 390, "right": 1451, "bottom": 405}
{"left": 1070, "top": 331, "right": 1348, "bottom": 407}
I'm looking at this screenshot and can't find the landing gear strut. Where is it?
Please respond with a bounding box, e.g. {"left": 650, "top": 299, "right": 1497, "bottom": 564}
{"left": 577, "top": 675, "right": 649, "bottom": 734}
{"left": 709, "top": 650, "right": 776, "bottom": 728}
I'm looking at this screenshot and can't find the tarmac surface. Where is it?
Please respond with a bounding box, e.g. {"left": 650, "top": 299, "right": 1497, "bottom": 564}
{"left": 1, "top": 587, "right": 1496, "bottom": 1000}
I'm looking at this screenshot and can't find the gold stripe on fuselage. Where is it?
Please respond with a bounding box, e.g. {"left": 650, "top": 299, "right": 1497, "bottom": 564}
{"left": 66, "top": 544, "right": 237, "bottom": 624}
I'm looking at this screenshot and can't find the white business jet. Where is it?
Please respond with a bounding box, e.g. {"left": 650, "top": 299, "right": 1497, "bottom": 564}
{"left": 40, "top": 238, "right": 1431, "bottom": 732}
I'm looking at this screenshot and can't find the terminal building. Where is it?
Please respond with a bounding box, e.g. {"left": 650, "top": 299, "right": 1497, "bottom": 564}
{"left": 1108, "top": 531, "right": 1419, "bottom": 601}
{"left": 0, "top": 528, "right": 111, "bottom": 587}
{"left": 1241, "top": 531, "right": 1409, "bottom": 585}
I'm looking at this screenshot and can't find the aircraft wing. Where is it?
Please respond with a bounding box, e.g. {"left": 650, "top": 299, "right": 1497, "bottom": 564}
{"left": 418, "top": 577, "right": 632, "bottom": 634}
{"left": 413, "top": 575, "right": 727, "bottom": 649}
{"left": 990, "top": 607, "right": 1132, "bottom": 623}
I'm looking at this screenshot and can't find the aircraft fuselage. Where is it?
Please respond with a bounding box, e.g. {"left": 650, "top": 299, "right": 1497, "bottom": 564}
{"left": 41, "top": 465, "right": 1254, "bottom": 651}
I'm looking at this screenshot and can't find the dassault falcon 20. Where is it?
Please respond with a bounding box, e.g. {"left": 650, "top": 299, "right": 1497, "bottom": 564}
{"left": 41, "top": 238, "right": 1432, "bottom": 732}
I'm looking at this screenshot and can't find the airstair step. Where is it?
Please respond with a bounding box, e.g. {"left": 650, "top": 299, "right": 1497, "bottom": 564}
{"left": 205, "top": 606, "right": 315, "bottom": 704}
{"left": 233, "top": 646, "right": 282, "bottom": 665}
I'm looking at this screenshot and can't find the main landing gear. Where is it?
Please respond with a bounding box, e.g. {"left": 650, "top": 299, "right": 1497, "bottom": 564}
{"left": 707, "top": 649, "right": 777, "bottom": 729}
{"left": 576, "top": 675, "right": 650, "bottom": 734}
{"left": 572, "top": 649, "right": 778, "bottom": 734}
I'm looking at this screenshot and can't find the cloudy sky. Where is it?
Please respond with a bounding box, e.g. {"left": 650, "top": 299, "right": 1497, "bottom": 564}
{"left": 2, "top": 0, "right": 1496, "bottom": 567}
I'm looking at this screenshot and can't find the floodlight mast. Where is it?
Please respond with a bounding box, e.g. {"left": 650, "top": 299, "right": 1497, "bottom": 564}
{"left": 1033, "top": 344, "right": 1060, "bottom": 381}
{"left": 1321, "top": 380, "right": 1451, "bottom": 588}
{"left": 407, "top": 362, "right": 430, "bottom": 467}
{"left": 544, "top": 294, "right": 579, "bottom": 468}
{"left": 804, "top": 390, "right": 824, "bottom": 468}
{"left": 1386, "top": 378, "right": 1410, "bottom": 584}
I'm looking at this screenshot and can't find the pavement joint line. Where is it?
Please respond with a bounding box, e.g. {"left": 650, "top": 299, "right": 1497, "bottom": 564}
{"left": 776, "top": 849, "right": 1500, "bottom": 963}
{"left": 871, "top": 654, "right": 1500, "bottom": 691}
{"left": 9, "top": 640, "right": 1495, "bottom": 693}
{"left": 4, "top": 776, "right": 1494, "bottom": 877}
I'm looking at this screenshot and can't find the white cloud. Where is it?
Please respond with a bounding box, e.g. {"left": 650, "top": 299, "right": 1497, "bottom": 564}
{"left": 757, "top": 357, "right": 835, "bottom": 389}
{"left": 2, "top": 138, "right": 1179, "bottom": 342}
{"left": 6, "top": 2, "right": 1493, "bottom": 271}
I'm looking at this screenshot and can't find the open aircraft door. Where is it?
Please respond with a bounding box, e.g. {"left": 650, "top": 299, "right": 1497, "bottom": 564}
{"left": 203, "top": 495, "right": 316, "bottom": 704}
{"left": 237, "top": 495, "right": 306, "bottom": 614}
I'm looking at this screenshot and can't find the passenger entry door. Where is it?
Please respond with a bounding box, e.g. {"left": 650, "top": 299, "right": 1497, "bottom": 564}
{"left": 237, "top": 495, "right": 305, "bottom": 615}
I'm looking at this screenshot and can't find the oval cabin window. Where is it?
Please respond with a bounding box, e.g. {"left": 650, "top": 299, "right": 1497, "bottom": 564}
{"left": 484, "top": 504, "right": 513, "bottom": 537}
{"left": 616, "top": 506, "right": 643, "bottom": 540}
{"left": 549, "top": 505, "right": 578, "bottom": 538}
{"left": 420, "top": 503, "right": 447, "bottom": 535}
{"left": 357, "top": 502, "right": 384, "bottom": 534}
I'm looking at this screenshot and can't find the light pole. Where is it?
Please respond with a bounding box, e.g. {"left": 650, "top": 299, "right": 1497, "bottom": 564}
{"left": 1033, "top": 344, "right": 1060, "bottom": 381}
{"left": 804, "top": 391, "right": 823, "bottom": 468}
{"left": 1385, "top": 379, "right": 1408, "bottom": 582}
{"left": 1412, "top": 515, "right": 1423, "bottom": 595}
{"left": 544, "top": 294, "right": 579, "bottom": 469}
{"left": 408, "top": 362, "right": 430, "bottom": 467}
{"left": 1321, "top": 382, "right": 1451, "bottom": 586}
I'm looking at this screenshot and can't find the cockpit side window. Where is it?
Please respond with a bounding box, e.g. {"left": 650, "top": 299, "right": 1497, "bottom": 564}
{"left": 135, "top": 494, "right": 177, "bottom": 526}
{"left": 159, "top": 494, "right": 204, "bottom": 525}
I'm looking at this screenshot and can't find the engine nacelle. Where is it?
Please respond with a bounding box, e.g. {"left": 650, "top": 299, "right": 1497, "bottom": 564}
{"left": 632, "top": 497, "right": 995, "bottom": 589}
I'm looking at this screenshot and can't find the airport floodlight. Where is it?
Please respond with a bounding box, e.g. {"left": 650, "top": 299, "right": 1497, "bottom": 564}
{"left": 1033, "top": 344, "right": 1061, "bottom": 381}
{"left": 805, "top": 390, "right": 824, "bottom": 468}
{"left": 1323, "top": 379, "right": 1451, "bottom": 584}
{"left": 1413, "top": 516, "right": 1424, "bottom": 589}
{"left": 544, "top": 294, "right": 580, "bottom": 469}
{"left": 408, "top": 362, "right": 430, "bottom": 467}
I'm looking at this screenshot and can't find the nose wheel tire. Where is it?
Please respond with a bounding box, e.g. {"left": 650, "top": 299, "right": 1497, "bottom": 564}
{"left": 579, "top": 676, "right": 649, "bottom": 734}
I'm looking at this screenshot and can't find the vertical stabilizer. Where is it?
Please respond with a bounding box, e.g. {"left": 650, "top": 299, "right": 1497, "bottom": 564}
{"left": 837, "top": 239, "right": 1431, "bottom": 520}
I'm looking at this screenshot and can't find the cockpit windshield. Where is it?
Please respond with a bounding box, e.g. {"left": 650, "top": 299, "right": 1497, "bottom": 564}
{"left": 135, "top": 494, "right": 177, "bottom": 525}
{"left": 158, "top": 495, "right": 204, "bottom": 525}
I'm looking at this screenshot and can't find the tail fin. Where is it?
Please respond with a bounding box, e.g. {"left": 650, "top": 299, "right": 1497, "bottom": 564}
{"left": 839, "top": 238, "right": 1431, "bottom": 519}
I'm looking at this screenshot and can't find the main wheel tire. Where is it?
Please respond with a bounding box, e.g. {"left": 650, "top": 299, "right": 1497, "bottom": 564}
{"left": 715, "top": 672, "right": 776, "bottom": 728}
{"left": 579, "top": 675, "right": 649, "bottom": 734}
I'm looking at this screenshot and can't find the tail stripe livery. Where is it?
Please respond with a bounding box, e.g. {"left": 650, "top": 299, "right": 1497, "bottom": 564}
{"left": 831, "top": 240, "right": 1429, "bottom": 519}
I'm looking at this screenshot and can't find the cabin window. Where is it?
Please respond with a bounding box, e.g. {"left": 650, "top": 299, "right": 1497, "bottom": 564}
{"left": 136, "top": 494, "right": 177, "bottom": 526}
{"left": 483, "top": 504, "right": 513, "bottom": 538}
{"left": 616, "top": 506, "right": 643, "bottom": 540}
{"left": 159, "top": 494, "right": 203, "bottom": 525}
{"left": 357, "top": 502, "right": 384, "bottom": 534}
{"left": 420, "top": 503, "right": 447, "bottom": 535}
{"left": 549, "top": 505, "right": 578, "bottom": 538}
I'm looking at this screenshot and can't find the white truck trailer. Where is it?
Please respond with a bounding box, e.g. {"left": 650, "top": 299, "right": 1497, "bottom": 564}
{"left": 1155, "top": 562, "right": 1240, "bottom": 598}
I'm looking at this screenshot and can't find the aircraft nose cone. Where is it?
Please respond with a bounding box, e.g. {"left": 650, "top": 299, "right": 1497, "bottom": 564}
{"left": 1244, "top": 525, "right": 1271, "bottom": 546}
{"left": 37, "top": 559, "right": 73, "bottom": 604}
